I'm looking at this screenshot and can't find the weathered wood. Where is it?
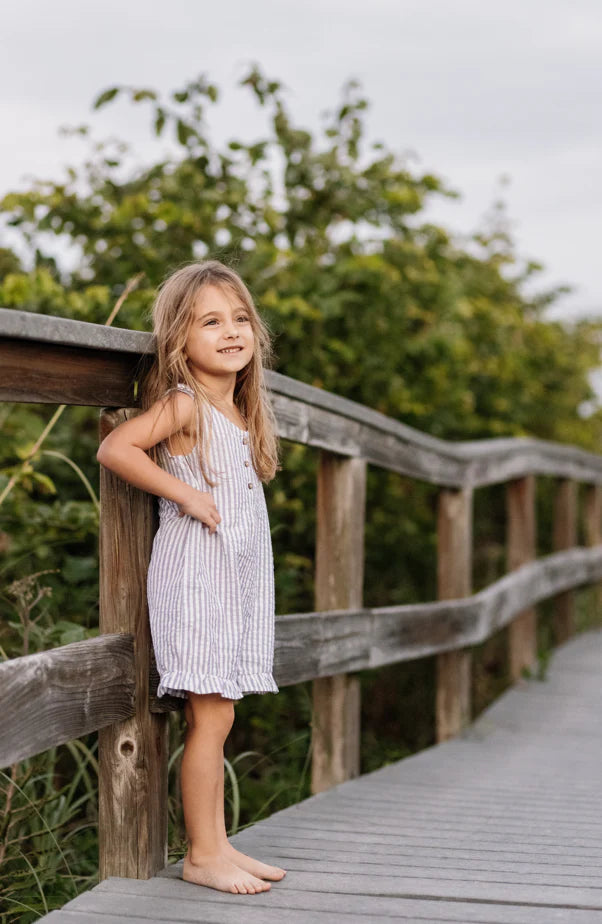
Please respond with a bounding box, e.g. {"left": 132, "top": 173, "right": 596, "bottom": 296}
{"left": 584, "top": 484, "right": 602, "bottom": 617}
{"left": 311, "top": 453, "right": 366, "bottom": 794}
{"left": 4, "top": 308, "right": 602, "bottom": 490}
{"left": 436, "top": 487, "right": 472, "bottom": 741}
{"left": 506, "top": 475, "right": 537, "bottom": 680}
{"left": 98, "top": 408, "right": 169, "bottom": 880}
{"left": 0, "top": 337, "right": 151, "bottom": 407}
{"left": 0, "top": 635, "right": 135, "bottom": 767}
{"left": 553, "top": 478, "right": 577, "bottom": 643}
{"left": 584, "top": 484, "right": 602, "bottom": 547}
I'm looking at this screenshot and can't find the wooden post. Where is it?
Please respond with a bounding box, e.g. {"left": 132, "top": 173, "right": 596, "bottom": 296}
{"left": 436, "top": 487, "right": 473, "bottom": 742}
{"left": 98, "top": 409, "right": 169, "bottom": 880}
{"left": 506, "top": 475, "right": 538, "bottom": 681}
{"left": 584, "top": 483, "right": 602, "bottom": 614}
{"left": 553, "top": 478, "right": 577, "bottom": 644}
{"left": 311, "top": 452, "right": 366, "bottom": 794}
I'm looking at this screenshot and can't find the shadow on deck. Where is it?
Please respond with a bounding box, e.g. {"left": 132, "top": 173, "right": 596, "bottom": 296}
{"left": 41, "top": 628, "right": 602, "bottom": 923}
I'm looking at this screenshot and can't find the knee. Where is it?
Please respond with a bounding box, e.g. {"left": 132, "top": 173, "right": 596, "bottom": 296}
{"left": 185, "top": 694, "right": 235, "bottom": 740}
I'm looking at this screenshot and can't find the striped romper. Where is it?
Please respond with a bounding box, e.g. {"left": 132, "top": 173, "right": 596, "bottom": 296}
{"left": 146, "top": 383, "right": 279, "bottom": 701}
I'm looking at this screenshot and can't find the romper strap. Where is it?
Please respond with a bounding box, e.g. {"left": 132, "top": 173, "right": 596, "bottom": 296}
{"left": 174, "top": 383, "right": 195, "bottom": 399}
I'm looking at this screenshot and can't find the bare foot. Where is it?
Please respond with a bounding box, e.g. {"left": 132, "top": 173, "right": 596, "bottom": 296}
{"left": 183, "top": 852, "right": 271, "bottom": 894}
{"left": 222, "top": 843, "right": 286, "bottom": 881}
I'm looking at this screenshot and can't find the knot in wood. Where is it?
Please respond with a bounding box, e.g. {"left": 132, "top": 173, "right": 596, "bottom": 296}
{"left": 119, "top": 738, "right": 135, "bottom": 757}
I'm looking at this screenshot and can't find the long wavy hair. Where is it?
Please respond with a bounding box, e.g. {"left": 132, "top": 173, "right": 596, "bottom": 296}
{"left": 141, "top": 260, "right": 281, "bottom": 486}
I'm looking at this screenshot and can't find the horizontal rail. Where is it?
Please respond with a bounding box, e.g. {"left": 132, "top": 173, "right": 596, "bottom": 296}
{"left": 0, "top": 634, "right": 135, "bottom": 766}
{"left": 270, "top": 545, "right": 602, "bottom": 686}
{"left": 3, "top": 546, "right": 600, "bottom": 762}
{"left": 2, "top": 308, "right": 602, "bottom": 487}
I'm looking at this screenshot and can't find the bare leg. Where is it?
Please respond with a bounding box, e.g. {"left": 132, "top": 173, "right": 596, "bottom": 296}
{"left": 216, "top": 730, "right": 286, "bottom": 881}
{"left": 181, "top": 693, "right": 270, "bottom": 894}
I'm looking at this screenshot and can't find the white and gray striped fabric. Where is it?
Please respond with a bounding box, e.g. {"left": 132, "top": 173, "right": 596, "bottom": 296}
{"left": 146, "top": 383, "right": 278, "bottom": 701}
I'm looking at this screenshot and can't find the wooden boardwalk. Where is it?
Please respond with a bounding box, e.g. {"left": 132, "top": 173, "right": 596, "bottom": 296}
{"left": 43, "top": 628, "right": 602, "bottom": 923}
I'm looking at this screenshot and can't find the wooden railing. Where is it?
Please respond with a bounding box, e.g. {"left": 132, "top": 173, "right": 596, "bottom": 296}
{"left": 1, "top": 307, "right": 602, "bottom": 880}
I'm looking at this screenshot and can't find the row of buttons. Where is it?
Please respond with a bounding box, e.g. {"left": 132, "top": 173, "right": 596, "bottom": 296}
{"left": 243, "top": 436, "right": 253, "bottom": 489}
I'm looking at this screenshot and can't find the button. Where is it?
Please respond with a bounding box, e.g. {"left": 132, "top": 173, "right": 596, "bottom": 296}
{"left": 242, "top": 437, "right": 249, "bottom": 445}
{"left": 248, "top": 483, "right": 253, "bottom": 489}
{"left": 244, "top": 460, "right": 250, "bottom": 467}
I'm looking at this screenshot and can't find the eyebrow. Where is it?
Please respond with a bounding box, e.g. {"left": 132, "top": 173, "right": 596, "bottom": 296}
{"left": 197, "top": 305, "right": 249, "bottom": 321}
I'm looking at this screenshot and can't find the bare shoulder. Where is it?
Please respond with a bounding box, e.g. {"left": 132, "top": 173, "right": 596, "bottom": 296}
{"left": 105, "top": 389, "right": 196, "bottom": 453}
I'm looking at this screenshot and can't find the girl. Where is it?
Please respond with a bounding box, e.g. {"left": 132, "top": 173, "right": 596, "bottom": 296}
{"left": 96, "top": 260, "right": 286, "bottom": 895}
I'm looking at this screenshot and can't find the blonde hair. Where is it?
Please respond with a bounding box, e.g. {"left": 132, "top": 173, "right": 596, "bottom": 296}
{"left": 141, "top": 260, "right": 281, "bottom": 485}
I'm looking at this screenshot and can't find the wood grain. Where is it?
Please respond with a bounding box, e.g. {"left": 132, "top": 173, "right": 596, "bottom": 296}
{"left": 0, "top": 635, "right": 135, "bottom": 766}
{"left": 506, "top": 475, "right": 537, "bottom": 681}
{"left": 436, "top": 487, "right": 473, "bottom": 742}
{"left": 0, "top": 338, "right": 151, "bottom": 407}
{"left": 98, "top": 408, "right": 169, "bottom": 880}
{"left": 584, "top": 483, "right": 602, "bottom": 615}
{"left": 553, "top": 479, "right": 577, "bottom": 643}
{"left": 3, "top": 310, "right": 602, "bottom": 490}
{"left": 311, "top": 453, "right": 366, "bottom": 793}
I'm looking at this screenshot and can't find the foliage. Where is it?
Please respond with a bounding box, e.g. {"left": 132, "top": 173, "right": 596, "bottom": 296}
{"left": 1, "top": 64, "right": 602, "bottom": 916}
{"left": 0, "top": 572, "right": 99, "bottom": 923}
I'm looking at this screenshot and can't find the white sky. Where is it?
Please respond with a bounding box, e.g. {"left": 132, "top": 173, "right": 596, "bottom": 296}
{"left": 2, "top": 0, "right": 602, "bottom": 321}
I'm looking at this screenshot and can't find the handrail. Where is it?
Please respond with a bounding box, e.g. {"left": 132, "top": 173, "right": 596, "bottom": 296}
{"left": 2, "top": 306, "right": 602, "bottom": 487}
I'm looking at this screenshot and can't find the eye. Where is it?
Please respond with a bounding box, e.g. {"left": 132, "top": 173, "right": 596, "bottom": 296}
{"left": 238, "top": 315, "right": 250, "bottom": 322}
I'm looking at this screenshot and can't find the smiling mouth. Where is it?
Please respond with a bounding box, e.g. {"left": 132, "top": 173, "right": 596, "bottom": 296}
{"left": 218, "top": 347, "right": 243, "bottom": 353}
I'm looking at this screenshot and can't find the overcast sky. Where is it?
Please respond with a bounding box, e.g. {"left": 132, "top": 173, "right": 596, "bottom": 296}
{"left": 2, "top": 0, "right": 601, "bottom": 322}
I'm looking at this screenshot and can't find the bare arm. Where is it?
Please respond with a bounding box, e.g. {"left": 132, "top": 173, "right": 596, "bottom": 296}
{"left": 96, "top": 392, "right": 221, "bottom": 531}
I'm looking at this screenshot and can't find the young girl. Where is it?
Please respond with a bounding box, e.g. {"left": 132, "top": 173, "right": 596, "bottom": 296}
{"left": 96, "top": 260, "right": 286, "bottom": 895}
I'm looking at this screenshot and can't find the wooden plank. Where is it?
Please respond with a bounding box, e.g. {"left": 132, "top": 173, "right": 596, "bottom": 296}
{"left": 584, "top": 483, "right": 602, "bottom": 616}
{"left": 553, "top": 479, "right": 577, "bottom": 642}
{"left": 229, "top": 833, "right": 602, "bottom": 869}
{"left": 0, "top": 337, "right": 150, "bottom": 406}
{"left": 584, "top": 484, "right": 602, "bottom": 547}
{"left": 5, "top": 309, "right": 602, "bottom": 490}
{"left": 62, "top": 867, "right": 602, "bottom": 909}
{"left": 44, "top": 885, "right": 602, "bottom": 924}
{"left": 0, "top": 635, "right": 135, "bottom": 765}
{"left": 506, "top": 475, "right": 537, "bottom": 680}
{"left": 55, "top": 884, "right": 602, "bottom": 922}
{"left": 98, "top": 409, "right": 169, "bottom": 880}
{"left": 436, "top": 487, "right": 472, "bottom": 741}
{"left": 311, "top": 453, "right": 366, "bottom": 793}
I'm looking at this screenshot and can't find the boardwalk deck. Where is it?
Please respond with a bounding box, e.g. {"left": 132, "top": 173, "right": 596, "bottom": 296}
{"left": 42, "top": 628, "right": 602, "bottom": 923}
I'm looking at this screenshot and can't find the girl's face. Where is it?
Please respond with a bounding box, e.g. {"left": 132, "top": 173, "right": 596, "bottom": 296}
{"left": 184, "top": 283, "right": 255, "bottom": 389}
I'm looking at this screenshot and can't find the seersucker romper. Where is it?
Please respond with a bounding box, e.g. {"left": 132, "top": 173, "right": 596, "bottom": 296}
{"left": 146, "top": 382, "right": 279, "bottom": 701}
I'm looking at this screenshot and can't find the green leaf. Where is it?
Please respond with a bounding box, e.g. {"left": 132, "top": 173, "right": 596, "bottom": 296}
{"left": 93, "top": 87, "right": 119, "bottom": 110}
{"left": 176, "top": 119, "right": 193, "bottom": 146}
{"left": 132, "top": 89, "right": 157, "bottom": 102}
{"left": 154, "top": 107, "right": 166, "bottom": 136}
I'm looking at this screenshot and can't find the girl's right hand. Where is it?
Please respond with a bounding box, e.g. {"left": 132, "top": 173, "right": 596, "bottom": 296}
{"left": 177, "top": 489, "right": 221, "bottom": 533}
